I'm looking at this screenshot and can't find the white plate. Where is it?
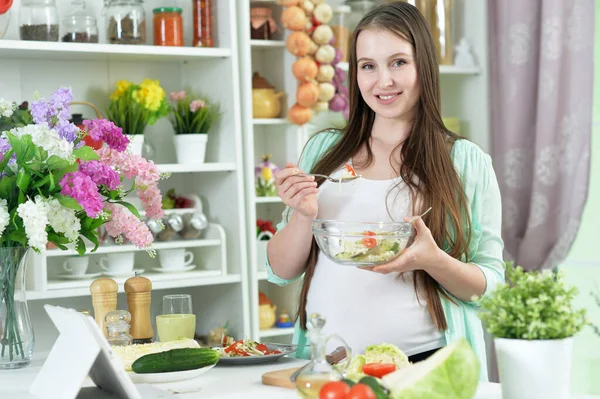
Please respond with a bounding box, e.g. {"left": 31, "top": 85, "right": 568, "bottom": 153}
{"left": 103, "top": 269, "right": 145, "bottom": 278}
{"left": 152, "top": 265, "right": 196, "bottom": 273}
{"left": 127, "top": 363, "right": 215, "bottom": 384}
{"left": 214, "top": 344, "right": 297, "bottom": 365}
{"left": 56, "top": 272, "right": 103, "bottom": 280}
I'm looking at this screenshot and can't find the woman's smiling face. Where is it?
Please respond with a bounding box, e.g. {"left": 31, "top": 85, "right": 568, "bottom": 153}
{"left": 356, "top": 28, "right": 420, "bottom": 122}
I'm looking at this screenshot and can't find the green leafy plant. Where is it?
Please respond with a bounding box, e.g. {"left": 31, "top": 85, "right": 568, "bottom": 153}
{"left": 0, "top": 102, "right": 33, "bottom": 133}
{"left": 592, "top": 287, "right": 600, "bottom": 337}
{"left": 478, "top": 262, "right": 587, "bottom": 340}
{"left": 168, "top": 90, "right": 221, "bottom": 134}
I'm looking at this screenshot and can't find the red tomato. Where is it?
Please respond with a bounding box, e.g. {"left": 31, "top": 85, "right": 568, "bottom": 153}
{"left": 0, "top": 0, "right": 13, "bottom": 14}
{"left": 361, "top": 237, "right": 377, "bottom": 248}
{"left": 318, "top": 381, "right": 350, "bottom": 399}
{"left": 362, "top": 363, "right": 397, "bottom": 378}
{"left": 346, "top": 384, "right": 377, "bottom": 399}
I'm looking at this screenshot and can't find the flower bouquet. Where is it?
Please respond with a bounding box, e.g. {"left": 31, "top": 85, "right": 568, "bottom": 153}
{"left": 0, "top": 87, "right": 166, "bottom": 368}
{"left": 477, "top": 263, "right": 587, "bottom": 399}
{"left": 168, "top": 90, "right": 221, "bottom": 164}
{"left": 106, "top": 79, "right": 170, "bottom": 155}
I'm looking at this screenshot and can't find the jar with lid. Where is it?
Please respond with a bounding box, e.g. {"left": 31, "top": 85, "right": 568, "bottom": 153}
{"left": 331, "top": 5, "right": 351, "bottom": 63}
{"left": 105, "top": 310, "right": 133, "bottom": 347}
{"left": 61, "top": 0, "right": 98, "bottom": 43}
{"left": 192, "top": 0, "right": 214, "bottom": 47}
{"left": 19, "top": 0, "right": 59, "bottom": 42}
{"left": 344, "top": 0, "right": 376, "bottom": 35}
{"left": 105, "top": 0, "right": 146, "bottom": 45}
{"left": 153, "top": 7, "right": 183, "bottom": 47}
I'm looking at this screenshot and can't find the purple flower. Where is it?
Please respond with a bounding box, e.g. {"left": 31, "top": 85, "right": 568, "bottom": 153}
{"left": 59, "top": 171, "right": 103, "bottom": 218}
{"left": 79, "top": 160, "right": 121, "bottom": 190}
{"left": 0, "top": 136, "right": 15, "bottom": 165}
{"left": 54, "top": 119, "right": 78, "bottom": 142}
{"left": 50, "top": 86, "right": 73, "bottom": 121}
{"left": 29, "top": 100, "right": 52, "bottom": 125}
{"left": 82, "top": 119, "right": 129, "bottom": 152}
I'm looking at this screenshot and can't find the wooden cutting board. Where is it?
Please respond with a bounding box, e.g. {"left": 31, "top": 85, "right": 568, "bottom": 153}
{"left": 261, "top": 367, "right": 300, "bottom": 389}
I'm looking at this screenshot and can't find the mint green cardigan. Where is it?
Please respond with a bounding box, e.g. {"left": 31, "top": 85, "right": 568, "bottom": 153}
{"left": 264, "top": 130, "right": 505, "bottom": 382}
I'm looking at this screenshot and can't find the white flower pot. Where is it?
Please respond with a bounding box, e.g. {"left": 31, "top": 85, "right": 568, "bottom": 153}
{"left": 126, "top": 134, "right": 144, "bottom": 157}
{"left": 256, "top": 231, "right": 273, "bottom": 272}
{"left": 494, "top": 337, "right": 573, "bottom": 399}
{"left": 174, "top": 134, "right": 207, "bottom": 164}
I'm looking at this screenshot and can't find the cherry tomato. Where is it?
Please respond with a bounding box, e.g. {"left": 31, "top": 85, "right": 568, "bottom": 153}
{"left": 361, "top": 237, "right": 377, "bottom": 248}
{"left": 0, "top": 0, "right": 13, "bottom": 14}
{"left": 319, "top": 381, "right": 350, "bottom": 399}
{"left": 362, "top": 363, "right": 397, "bottom": 378}
{"left": 346, "top": 384, "right": 377, "bottom": 399}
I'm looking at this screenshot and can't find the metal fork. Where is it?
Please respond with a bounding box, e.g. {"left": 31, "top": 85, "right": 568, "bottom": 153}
{"left": 298, "top": 173, "right": 360, "bottom": 184}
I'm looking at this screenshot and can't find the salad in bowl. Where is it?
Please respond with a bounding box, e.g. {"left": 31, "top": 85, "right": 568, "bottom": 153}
{"left": 312, "top": 220, "right": 415, "bottom": 266}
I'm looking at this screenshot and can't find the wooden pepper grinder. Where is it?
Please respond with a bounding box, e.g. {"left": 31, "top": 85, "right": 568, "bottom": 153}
{"left": 90, "top": 277, "right": 118, "bottom": 337}
{"left": 124, "top": 274, "right": 154, "bottom": 344}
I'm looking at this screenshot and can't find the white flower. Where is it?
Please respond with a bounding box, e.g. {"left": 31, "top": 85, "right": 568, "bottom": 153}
{"left": 0, "top": 199, "right": 9, "bottom": 238}
{"left": 17, "top": 196, "right": 49, "bottom": 252}
{"left": 45, "top": 198, "right": 81, "bottom": 243}
{"left": 0, "top": 98, "right": 16, "bottom": 118}
{"left": 7, "top": 123, "right": 74, "bottom": 161}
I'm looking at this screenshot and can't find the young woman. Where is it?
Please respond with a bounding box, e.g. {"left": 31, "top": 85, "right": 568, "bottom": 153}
{"left": 265, "top": 2, "right": 504, "bottom": 381}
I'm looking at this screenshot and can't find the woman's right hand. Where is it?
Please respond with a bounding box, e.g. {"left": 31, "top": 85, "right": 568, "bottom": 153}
{"left": 274, "top": 163, "right": 319, "bottom": 219}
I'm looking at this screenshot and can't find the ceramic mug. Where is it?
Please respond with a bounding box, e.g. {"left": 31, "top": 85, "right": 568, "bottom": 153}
{"left": 157, "top": 249, "right": 194, "bottom": 270}
{"left": 62, "top": 257, "right": 89, "bottom": 276}
{"left": 99, "top": 252, "right": 135, "bottom": 274}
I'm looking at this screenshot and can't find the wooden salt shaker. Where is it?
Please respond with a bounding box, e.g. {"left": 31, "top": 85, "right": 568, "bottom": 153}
{"left": 125, "top": 274, "right": 154, "bottom": 344}
{"left": 90, "top": 277, "right": 118, "bottom": 337}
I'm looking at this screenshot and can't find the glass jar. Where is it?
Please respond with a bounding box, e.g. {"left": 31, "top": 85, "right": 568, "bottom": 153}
{"left": 61, "top": 0, "right": 98, "bottom": 43}
{"left": 105, "top": 310, "right": 133, "bottom": 347}
{"left": 344, "top": 0, "right": 376, "bottom": 35}
{"left": 19, "top": 0, "right": 59, "bottom": 42}
{"left": 331, "top": 5, "right": 351, "bottom": 63}
{"left": 153, "top": 7, "right": 183, "bottom": 47}
{"left": 192, "top": 0, "right": 213, "bottom": 47}
{"left": 105, "top": 0, "right": 145, "bottom": 45}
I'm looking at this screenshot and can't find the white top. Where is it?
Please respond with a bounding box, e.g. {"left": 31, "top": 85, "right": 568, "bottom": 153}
{"left": 306, "top": 168, "right": 445, "bottom": 357}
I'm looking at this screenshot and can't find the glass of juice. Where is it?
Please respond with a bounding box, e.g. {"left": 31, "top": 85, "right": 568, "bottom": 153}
{"left": 156, "top": 294, "right": 196, "bottom": 342}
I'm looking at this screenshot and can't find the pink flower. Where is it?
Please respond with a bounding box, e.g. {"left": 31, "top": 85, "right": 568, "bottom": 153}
{"left": 82, "top": 119, "right": 129, "bottom": 152}
{"left": 59, "top": 172, "right": 103, "bottom": 218}
{"left": 103, "top": 203, "right": 153, "bottom": 249}
{"left": 190, "top": 100, "right": 205, "bottom": 113}
{"left": 96, "top": 147, "right": 165, "bottom": 220}
{"left": 170, "top": 91, "right": 186, "bottom": 101}
{"left": 78, "top": 160, "right": 120, "bottom": 191}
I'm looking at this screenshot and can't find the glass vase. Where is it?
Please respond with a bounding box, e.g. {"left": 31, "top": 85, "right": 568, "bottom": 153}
{"left": 0, "top": 247, "right": 34, "bottom": 369}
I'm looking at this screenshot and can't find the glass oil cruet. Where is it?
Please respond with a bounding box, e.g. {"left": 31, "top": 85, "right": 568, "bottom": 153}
{"left": 295, "top": 313, "right": 352, "bottom": 399}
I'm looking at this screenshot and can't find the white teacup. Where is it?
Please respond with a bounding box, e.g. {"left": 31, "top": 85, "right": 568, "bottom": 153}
{"left": 99, "top": 252, "right": 135, "bottom": 274}
{"left": 158, "top": 249, "right": 194, "bottom": 270}
{"left": 63, "top": 257, "right": 89, "bottom": 276}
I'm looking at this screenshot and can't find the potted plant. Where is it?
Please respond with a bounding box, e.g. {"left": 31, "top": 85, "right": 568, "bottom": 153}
{"left": 256, "top": 219, "right": 275, "bottom": 272}
{"left": 106, "top": 79, "right": 170, "bottom": 156}
{"left": 0, "top": 87, "right": 165, "bottom": 369}
{"left": 168, "top": 90, "right": 221, "bottom": 164}
{"left": 478, "top": 263, "right": 587, "bottom": 399}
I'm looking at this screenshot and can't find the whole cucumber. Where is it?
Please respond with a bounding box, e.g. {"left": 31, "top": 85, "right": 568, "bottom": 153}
{"left": 132, "top": 348, "right": 220, "bottom": 374}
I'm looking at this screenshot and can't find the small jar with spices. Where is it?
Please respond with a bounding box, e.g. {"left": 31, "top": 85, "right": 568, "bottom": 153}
{"left": 19, "top": 0, "right": 59, "bottom": 42}
{"left": 331, "top": 5, "right": 351, "bottom": 63}
{"left": 61, "top": 0, "right": 99, "bottom": 43}
{"left": 153, "top": 7, "right": 183, "bottom": 47}
{"left": 192, "top": 0, "right": 214, "bottom": 47}
{"left": 105, "top": 0, "right": 146, "bottom": 45}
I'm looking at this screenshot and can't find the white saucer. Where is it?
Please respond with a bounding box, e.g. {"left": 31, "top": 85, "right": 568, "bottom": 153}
{"left": 56, "top": 272, "right": 103, "bottom": 280}
{"left": 151, "top": 265, "right": 196, "bottom": 273}
{"left": 102, "top": 269, "right": 145, "bottom": 278}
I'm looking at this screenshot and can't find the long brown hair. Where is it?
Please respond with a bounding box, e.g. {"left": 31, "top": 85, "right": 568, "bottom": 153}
{"left": 295, "top": 2, "right": 472, "bottom": 331}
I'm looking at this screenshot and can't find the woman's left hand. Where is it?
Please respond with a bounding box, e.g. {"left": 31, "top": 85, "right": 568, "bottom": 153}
{"left": 362, "top": 216, "right": 445, "bottom": 274}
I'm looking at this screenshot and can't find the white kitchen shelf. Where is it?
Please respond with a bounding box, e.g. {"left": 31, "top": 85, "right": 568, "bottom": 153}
{"left": 157, "top": 162, "right": 237, "bottom": 173}
{"left": 0, "top": 40, "right": 232, "bottom": 62}
{"left": 252, "top": 118, "right": 289, "bottom": 125}
{"left": 250, "top": 40, "right": 286, "bottom": 48}
{"left": 26, "top": 273, "right": 242, "bottom": 300}
{"left": 255, "top": 196, "right": 282, "bottom": 204}
{"left": 256, "top": 271, "right": 268, "bottom": 280}
{"left": 259, "top": 327, "right": 294, "bottom": 338}
{"left": 45, "top": 238, "right": 221, "bottom": 257}
{"left": 336, "top": 61, "right": 480, "bottom": 75}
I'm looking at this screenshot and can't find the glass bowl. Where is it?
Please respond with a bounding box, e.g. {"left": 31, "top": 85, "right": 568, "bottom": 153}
{"left": 312, "top": 220, "right": 415, "bottom": 266}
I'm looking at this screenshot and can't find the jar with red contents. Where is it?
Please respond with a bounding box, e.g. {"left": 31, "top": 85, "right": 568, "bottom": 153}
{"left": 192, "top": 0, "right": 213, "bottom": 47}
{"left": 153, "top": 7, "right": 183, "bottom": 46}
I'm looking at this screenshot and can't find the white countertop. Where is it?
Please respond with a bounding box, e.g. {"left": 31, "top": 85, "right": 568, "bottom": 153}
{"left": 1, "top": 355, "right": 597, "bottom": 399}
